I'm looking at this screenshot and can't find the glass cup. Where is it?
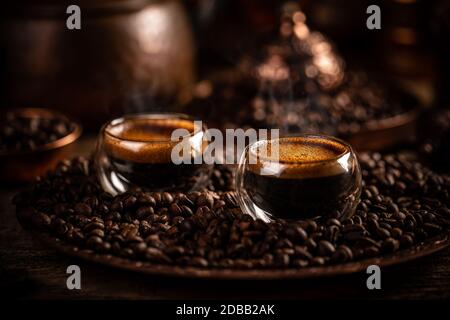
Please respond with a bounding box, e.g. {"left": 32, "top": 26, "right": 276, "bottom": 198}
{"left": 235, "top": 135, "right": 362, "bottom": 222}
{"left": 95, "top": 113, "right": 211, "bottom": 195}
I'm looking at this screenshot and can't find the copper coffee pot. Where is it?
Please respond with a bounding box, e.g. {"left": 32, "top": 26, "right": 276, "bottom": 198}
{"left": 0, "top": 0, "right": 195, "bottom": 131}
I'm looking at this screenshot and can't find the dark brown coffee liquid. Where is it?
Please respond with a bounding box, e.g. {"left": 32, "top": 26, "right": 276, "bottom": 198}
{"left": 108, "top": 158, "right": 209, "bottom": 191}
{"left": 243, "top": 171, "right": 353, "bottom": 219}
{"left": 245, "top": 136, "right": 354, "bottom": 219}
{"left": 104, "top": 117, "right": 210, "bottom": 192}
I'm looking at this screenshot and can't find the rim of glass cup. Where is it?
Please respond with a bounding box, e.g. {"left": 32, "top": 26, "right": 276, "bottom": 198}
{"left": 103, "top": 112, "right": 203, "bottom": 143}
{"left": 248, "top": 134, "right": 354, "bottom": 165}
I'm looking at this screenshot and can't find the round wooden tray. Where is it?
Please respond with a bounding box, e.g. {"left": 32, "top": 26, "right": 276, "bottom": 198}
{"left": 31, "top": 230, "right": 450, "bottom": 280}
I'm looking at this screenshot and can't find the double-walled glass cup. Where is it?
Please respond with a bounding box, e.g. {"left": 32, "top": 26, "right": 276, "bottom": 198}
{"left": 95, "top": 113, "right": 210, "bottom": 195}
{"left": 235, "top": 135, "right": 362, "bottom": 222}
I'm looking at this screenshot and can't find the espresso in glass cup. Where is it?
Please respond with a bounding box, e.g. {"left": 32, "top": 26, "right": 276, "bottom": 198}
{"left": 95, "top": 113, "right": 210, "bottom": 195}
{"left": 235, "top": 135, "right": 362, "bottom": 222}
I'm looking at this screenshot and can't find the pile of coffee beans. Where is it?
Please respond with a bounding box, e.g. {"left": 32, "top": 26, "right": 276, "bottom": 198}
{"left": 0, "top": 111, "right": 76, "bottom": 152}
{"left": 14, "top": 153, "right": 450, "bottom": 269}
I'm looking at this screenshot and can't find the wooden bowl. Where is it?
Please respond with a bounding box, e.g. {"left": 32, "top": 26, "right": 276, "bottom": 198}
{"left": 0, "top": 108, "right": 82, "bottom": 184}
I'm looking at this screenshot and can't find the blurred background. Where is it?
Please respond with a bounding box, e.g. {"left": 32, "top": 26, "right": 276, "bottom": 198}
{"left": 1, "top": 0, "right": 450, "bottom": 169}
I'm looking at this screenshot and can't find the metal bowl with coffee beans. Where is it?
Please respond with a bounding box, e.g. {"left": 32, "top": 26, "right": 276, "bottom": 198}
{"left": 0, "top": 108, "right": 82, "bottom": 183}
{"left": 13, "top": 152, "right": 450, "bottom": 279}
{"left": 186, "top": 5, "right": 420, "bottom": 152}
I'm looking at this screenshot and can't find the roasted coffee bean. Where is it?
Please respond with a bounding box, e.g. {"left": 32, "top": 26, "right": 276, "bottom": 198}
{"left": 161, "top": 192, "right": 174, "bottom": 206}
{"left": 54, "top": 218, "right": 68, "bottom": 235}
{"left": 169, "top": 203, "right": 182, "bottom": 216}
{"left": 89, "top": 229, "right": 105, "bottom": 238}
{"left": 284, "top": 226, "right": 307, "bottom": 243}
{"left": 423, "top": 223, "right": 442, "bottom": 234}
{"left": 137, "top": 194, "right": 156, "bottom": 207}
{"left": 31, "top": 211, "right": 51, "bottom": 228}
{"left": 181, "top": 205, "right": 193, "bottom": 217}
{"left": 364, "top": 246, "right": 380, "bottom": 257}
{"left": 87, "top": 235, "right": 103, "bottom": 248}
{"left": 343, "top": 224, "right": 366, "bottom": 233}
{"left": 334, "top": 245, "right": 353, "bottom": 262}
{"left": 393, "top": 211, "right": 406, "bottom": 220}
{"left": 84, "top": 221, "right": 104, "bottom": 233}
{"left": 355, "top": 237, "right": 380, "bottom": 248}
{"left": 293, "top": 259, "right": 309, "bottom": 267}
{"left": 381, "top": 238, "right": 400, "bottom": 253}
{"left": 399, "top": 234, "right": 415, "bottom": 247}
{"left": 311, "top": 257, "right": 326, "bottom": 266}
{"left": 343, "top": 231, "right": 368, "bottom": 241}
{"left": 318, "top": 240, "right": 336, "bottom": 256}
{"left": 390, "top": 228, "right": 403, "bottom": 239}
{"left": 374, "top": 227, "right": 391, "bottom": 239}
{"left": 123, "top": 195, "right": 137, "bottom": 209}
{"left": 305, "top": 238, "right": 317, "bottom": 252}
{"left": 275, "top": 253, "right": 290, "bottom": 267}
{"left": 145, "top": 247, "right": 171, "bottom": 263}
{"left": 179, "top": 219, "right": 195, "bottom": 234}
{"left": 326, "top": 218, "right": 341, "bottom": 227}
{"left": 325, "top": 225, "right": 340, "bottom": 242}
{"left": 110, "top": 201, "right": 123, "bottom": 212}
{"left": 136, "top": 206, "right": 154, "bottom": 219}
{"left": 196, "top": 193, "right": 214, "bottom": 209}
{"left": 74, "top": 203, "right": 92, "bottom": 216}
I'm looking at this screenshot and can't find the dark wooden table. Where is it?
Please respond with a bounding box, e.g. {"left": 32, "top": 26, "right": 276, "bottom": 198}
{"left": 1, "top": 137, "right": 450, "bottom": 300}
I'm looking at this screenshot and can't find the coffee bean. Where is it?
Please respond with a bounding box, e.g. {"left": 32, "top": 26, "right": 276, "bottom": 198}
{"left": 169, "top": 203, "right": 182, "bottom": 216}
{"left": 74, "top": 203, "right": 92, "bottom": 216}
{"left": 192, "top": 257, "right": 209, "bottom": 267}
{"left": 305, "top": 238, "right": 317, "bottom": 251}
{"left": 136, "top": 206, "right": 154, "bottom": 219}
{"left": 326, "top": 218, "right": 341, "bottom": 227}
{"left": 381, "top": 238, "right": 400, "bottom": 253}
{"left": 423, "top": 223, "right": 442, "bottom": 234}
{"left": 123, "top": 195, "right": 137, "bottom": 209}
{"left": 137, "top": 194, "right": 156, "bottom": 207}
{"left": 343, "top": 224, "right": 366, "bottom": 233}
{"left": 284, "top": 226, "right": 307, "bottom": 243}
{"left": 31, "top": 211, "right": 51, "bottom": 228}
{"left": 110, "top": 201, "right": 123, "bottom": 212}
{"left": 181, "top": 205, "right": 193, "bottom": 217}
{"left": 374, "top": 227, "right": 391, "bottom": 239}
{"left": 364, "top": 246, "right": 380, "bottom": 257}
{"left": 179, "top": 219, "right": 195, "bottom": 234}
{"left": 87, "top": 236, "right": 103, "bottom": 248}
{"left": 161, "top": 192, "right": 174, "bottom": 206}
{"left": 275, "top": 253, "right": 290, "bottom": 267}
{"left": 196, "top": 193, "right": 214, "bottom": 209}
{"left": 84, "top": 222, "right": 104, "bottom": 233}
{"left": 335, "top": 245, "right": 353, "bottom": 262}
{"left": 399, "top": 234, "right": 415, "bottom": 247}
{"left": 145, "top": 247, "right": 171, "bottom": 263}
{"left": 318, "top": 240, "right": 336, "bottom": 256}
{"left": 390, "top": 227, "right": 403, "bottom": 239}
{"left": 311, "top": 257, "right": 326, "bottom": 266}
{"left": 293, "top": 259, "right": 309, "bottom": 267}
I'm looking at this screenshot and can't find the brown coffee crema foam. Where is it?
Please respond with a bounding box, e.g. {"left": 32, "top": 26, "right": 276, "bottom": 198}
{"left": 248, "top": 136, "right": 351, "bottom": 179}
{"left": 104, "top": 118, "right": 200, "bottom": 164}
